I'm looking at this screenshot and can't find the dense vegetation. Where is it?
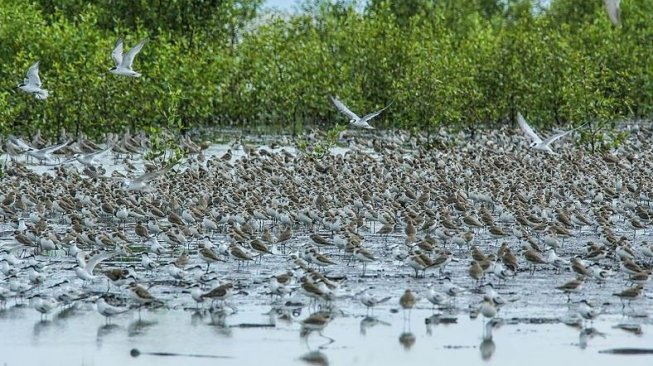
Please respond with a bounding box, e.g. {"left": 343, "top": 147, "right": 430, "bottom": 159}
{"left": 0, "top": 0, "right": 651, "bottom": 146}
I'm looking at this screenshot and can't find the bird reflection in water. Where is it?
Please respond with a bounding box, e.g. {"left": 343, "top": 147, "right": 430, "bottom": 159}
{"left": 127, "top": 319, "right": 157, "bottom": 337}
{"left": 398, "top": 332, "right": 416, "bottom": 351}
{"left": 425, "top": 314, "right": 457, "bottom": 336}
{"left": 32, "top": 319, "right": 53, "bottom": 339}
{"left": 54, "top": 302, "right": 81, "bottom": 321}
{"left": 299, "top": 350, "right": 329, "bottom": 366}
{"left": 479, "top": 318, "right": 503, "bottom": 361}
{"left": 206, "top": 306, "right": 234, "bottom": 337}
{"left": 359, "top": 316, "right": 390, "bottom": 336}
{"left": 97, "top": 323, "right": 121, "bottom": 338}
{"left": 578, "top": 327, "right": 605, "bottom": 349}
{"left": 208, "top": 308, "right": 228, "bottom": 326}
{"left": 0, "top": 304, "right": 24, "bottom": 319}
{"left": 190, "top": 309, "right": 206, "bottom": 326}
{"left": 480, "top": 338, "right": 495, "bottom": 361}
{"left": 96, "top": 323, "right": 121, "bottom": 347}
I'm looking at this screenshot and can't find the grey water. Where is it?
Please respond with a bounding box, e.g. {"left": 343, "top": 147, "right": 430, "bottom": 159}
{"left": 1, "top": 301, "right": 651, "bottom": 366}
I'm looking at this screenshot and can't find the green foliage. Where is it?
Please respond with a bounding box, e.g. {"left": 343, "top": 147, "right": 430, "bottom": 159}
{"left": 144, "top": 88, "right": 187, "bottom": 165}
{"left": 296, "top": 123, "right": 347, "bottom": 160}
{"left": 143, "top": 132, "right": 186, "bottom": 166}
{"left": 34, "top": 0, "right": 264, "bottom": 47}
{"left": 0, "top": 0, "right": 652, "bottom": 151}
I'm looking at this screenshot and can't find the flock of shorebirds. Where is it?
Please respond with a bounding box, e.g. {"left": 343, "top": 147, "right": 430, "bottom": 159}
{"left": 0, "top": 116, "right": 652, "bottom": 358}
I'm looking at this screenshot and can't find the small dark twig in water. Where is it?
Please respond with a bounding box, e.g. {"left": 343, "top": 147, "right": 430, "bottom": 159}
{"left": 230, "top": 323, "right": 275, "bottom": 328}
{"left": 130, "top": 348, "right": 233, "bottom": 359}
{"left": 599, "top": 348, "right": 653, "bottom": 355}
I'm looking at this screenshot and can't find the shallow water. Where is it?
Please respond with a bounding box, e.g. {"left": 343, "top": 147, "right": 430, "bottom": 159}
{"left": 1, "top": 301, "right": 652, "bottom": 366}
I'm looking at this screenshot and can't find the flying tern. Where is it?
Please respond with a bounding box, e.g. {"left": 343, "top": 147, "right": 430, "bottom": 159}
{"left": 330, "top": 96, "right": 392, "bottom": 129}
{"left": 24, "top": 139, "right": 72, "bottom": 164}
{"left": 18, "top": 62, "right": 49, "bottom": 100}
{"left": 517, "top": 112, "right": 580, "bottom": 154}
{"left": 122, "top": 164, "right": 174, "bottom": 191}
{"left": 109, "top": 38, "right": 147, "bottom": 77}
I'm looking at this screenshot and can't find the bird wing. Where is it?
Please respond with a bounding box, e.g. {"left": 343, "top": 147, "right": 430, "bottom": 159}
{"left": 9, "top": 135, "right": 33, "bottom": 150}
{"left": 89, "top": 143, "right": 116, "bottom": 157}
{"left": 541, "top": 130, "right": 573, "bottom": 147}
{"left": 542, "top": 123, "right": 586, "bottom": 147}
{"left": 40, "top": 139, "right": 71, "bottom": 154}
{"left": 85, "top": 251, "right": 115, "bottom": 273}
{"left": 111, "top": 38, "right": 124, "bottom": 67}
{"left": 330, "top": 96, "right": 360, "bottom": 120}
{"left": 26, "top": 62, "right": 42, "bottom": 87}
{"left": 604, "top": 0, "right": 621, "bottom": 26}
{"left": 76, "top": 252, "right": 87, "bottom": 268}
{"left": 360, "top": 101, "right": 393, "bottom": 123}
{"left": 122, "top": 38, "right": 147, "bottom": 69}
{"left": 516, "top": 112, "right": 542, "bottom": 144}
{"left": 132, "top": 164, "right": 173, "bottom": 184}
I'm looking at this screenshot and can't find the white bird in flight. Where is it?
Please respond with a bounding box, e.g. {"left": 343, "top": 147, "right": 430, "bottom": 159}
{"left": 109, "top": 38, "right": 147, "bottom": 77}
{"left": 18, "top": 62, "right": 49, "bottom": 100}
{"left": 63, "top": 143, "right": 115, "bottom": 167}
{"left": 330, "top": 96, "right": 392, "bottom": 129}
{"left": 122, "top": 164, "right": 174, "bottom": 191}
{"left": 604, "top": 0, "right": 621, "bottom": 27}
{"left": 517, "top": 112, "right": 578, "bottom": 154}
{"left": 24, "top": 139, "right": 71, "bottom": 164}
{"left": 74, "top": 251, "right": 116, "bottom": 283}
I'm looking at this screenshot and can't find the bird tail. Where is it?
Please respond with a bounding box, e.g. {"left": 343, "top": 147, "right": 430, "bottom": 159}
{"left": 36, "top": 90, "right": 49, "bottom": 100}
